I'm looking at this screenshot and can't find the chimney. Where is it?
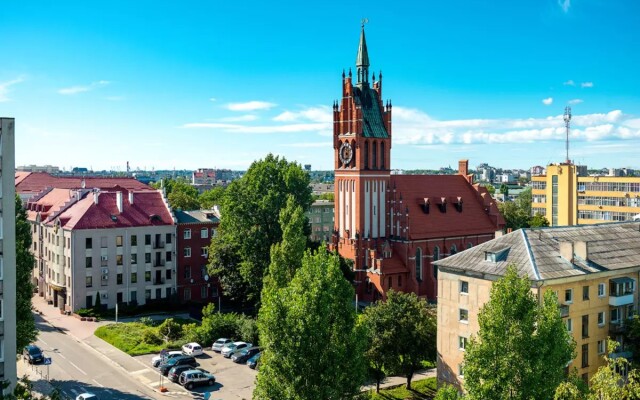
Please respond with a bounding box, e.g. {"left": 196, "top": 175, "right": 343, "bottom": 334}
{"left": 559, "top": 241, "right": 574, "bottom": 262}
{"left": 458, "top": 159, "right": 469, "bottom": 176}
{"left": 93, "top": 190, "right": 99, "bottom": 205}
{"left": 116, "top": 191, "right": 123, "bottom": 213}
{"left": 128, "top": 191, "right": 134, "bottom": 205}
{"left": 574, "top": 241, "right": 589, "bottom": 260}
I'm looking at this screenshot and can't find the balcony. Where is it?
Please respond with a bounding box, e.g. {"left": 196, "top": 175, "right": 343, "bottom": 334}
{"left": 609, "top": 319, "right": 633, "bottom": 335}
{"left": 610, "top": 293, "right": 634, "bottom": 307}
{"left": 609, "top": 277, "right": 635, "bottom": 306}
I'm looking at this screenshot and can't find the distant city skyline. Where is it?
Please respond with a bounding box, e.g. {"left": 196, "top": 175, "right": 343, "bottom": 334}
{"left": 2, "top": 1, "right": 639, "bottom": 171}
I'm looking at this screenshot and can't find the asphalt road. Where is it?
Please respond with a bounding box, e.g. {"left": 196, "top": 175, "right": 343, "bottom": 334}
{"left": 32, "top": 314, "right": 158, "bottom": 400}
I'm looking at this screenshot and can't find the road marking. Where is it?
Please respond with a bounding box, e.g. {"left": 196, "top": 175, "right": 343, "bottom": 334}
{"left": 69, "top": 361, "right": 87, "bottom": 375}
{"left": 57, "top": 353, "right": 67, "bottom": 360}
{"left": 130, "top": 369, "right": 149, "bottom": 375}
{"left": 39, "top": 338, "right": 49, "bottom": 346}
{"left": 92, "top": 379, "right": 104, "bottom": 387}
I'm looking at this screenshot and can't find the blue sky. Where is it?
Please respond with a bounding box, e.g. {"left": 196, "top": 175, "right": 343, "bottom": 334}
{"left": 2, "top": 0, "right": 639, "bottom": 171}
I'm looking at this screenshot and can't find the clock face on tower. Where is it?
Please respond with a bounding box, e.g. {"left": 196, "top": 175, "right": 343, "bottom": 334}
{"left": 339, "top": 142, "right": 353, "bottom": 165}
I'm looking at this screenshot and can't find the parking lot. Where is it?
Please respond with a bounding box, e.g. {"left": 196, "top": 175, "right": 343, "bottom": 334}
{"left": 136, "top": 346, "right": 258, "bottom": 399}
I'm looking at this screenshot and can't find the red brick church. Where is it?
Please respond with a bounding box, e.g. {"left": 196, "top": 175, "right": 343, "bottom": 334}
{"left": 331, "top": 26, "right": 505, "bottom": 302}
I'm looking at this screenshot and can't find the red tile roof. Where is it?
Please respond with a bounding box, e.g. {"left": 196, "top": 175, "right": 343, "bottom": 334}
{"left": 16, "top": 172, "right": 152, "bottom": 197}
{"left": 391, "top": 174, "right": 504, "bottom": 240}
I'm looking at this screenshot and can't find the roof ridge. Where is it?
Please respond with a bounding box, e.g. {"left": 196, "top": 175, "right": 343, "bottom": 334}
{"left": 520, "top": 229, "right": 541, "bottom": 280}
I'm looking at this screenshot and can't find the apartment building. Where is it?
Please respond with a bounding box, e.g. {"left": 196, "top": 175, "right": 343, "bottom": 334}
{"left": 531, "top": 163, "right": 640, "bottom": 226}
{"left": 174, "top": 209, "right": 221, "bottom": 304}
{"left": 27, "top": 187, "right": 176, "bottom": 312}
{"left": 0, "top": 118, "right": 16, "bottom": 388}
{"left": 435, "top": 221, "right": 640, "bottom": 389}
{"left": 307, "top": 200, "right": 334, "bottom": 242}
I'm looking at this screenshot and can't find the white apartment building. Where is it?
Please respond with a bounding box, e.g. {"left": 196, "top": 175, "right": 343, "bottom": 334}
{"left": 27, "top": 187, "right": 177, "bottom": 312}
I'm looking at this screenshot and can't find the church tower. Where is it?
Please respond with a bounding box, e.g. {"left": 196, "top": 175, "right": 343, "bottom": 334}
{"left": 333, "top": 24, "right": 392, "bottom": 274}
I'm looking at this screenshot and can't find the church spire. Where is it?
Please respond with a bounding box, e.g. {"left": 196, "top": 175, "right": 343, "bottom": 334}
{"left": 356, "top": 21, "right": 370, "bottom": 86}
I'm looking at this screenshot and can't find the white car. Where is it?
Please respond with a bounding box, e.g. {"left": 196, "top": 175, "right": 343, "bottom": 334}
{"left": 221, "top": 341, "right": 251, "bottom": 358}
{"left": 151, "top": 350, "right": 183, "bottom": 367}
{"left": 182, "top": 342, "right": 204, "bottom": 356}
{"left": 76, "top": 394, "right": 98, "bottom": 400}
{"left": 212, "top": 338, "right": 233, "bottom": 353}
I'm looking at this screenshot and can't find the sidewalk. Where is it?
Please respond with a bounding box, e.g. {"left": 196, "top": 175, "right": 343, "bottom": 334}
{"left": 361, "top": 368, "right": 437, "bottom": 392}
{"left": 16, "top": 357, "right": 57, "bottom": 398}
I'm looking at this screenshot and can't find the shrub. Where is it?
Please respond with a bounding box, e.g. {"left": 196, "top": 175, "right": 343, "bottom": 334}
{"left": 236, "top": 315, "right": 258, "bottom": 344}
{"left": 142, "top": 329, "right": 163, "bottom": 345}
{"left": 138, "top": 316, "right": 154, "bottom": 326}
{"left": 158, "top": 318, "right": 183, "bottom": 342}
{"left": 199, "top": 312, "right": 240, "bottom": 345}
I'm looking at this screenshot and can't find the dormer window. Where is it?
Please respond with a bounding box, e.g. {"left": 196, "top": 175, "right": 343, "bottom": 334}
{"left": 484, "top": 247, "right": 510, "bottom": 263}
{"left": 421, "top": 198, "right": 430, "bottom": 214}
{"left": 438, "top": 198, "right": 447, "bottom": 213}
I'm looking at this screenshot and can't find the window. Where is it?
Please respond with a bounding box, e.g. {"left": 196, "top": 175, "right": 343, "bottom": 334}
{"left": 184, "top": 288, "right": 191, "bottom": 301}
{"left": 131, "top": 235, "right": 137, "bottom": 246}
{"left": 117, "top": 273, "right": 123, "bottom": 285}
{"left": 201, "top": 247, "right": 208, "bottom": 258}
{"left": 86, "top": 276, "right": 93, "bottom": 287}
{"left": 398, "top": 275, "right": 402, "bottom": 287}
{"left": 581, "top": 344, "right": 589, "bottom": 368}
{"left": 131, "top": 272, "right": 137, "bottom": 283}
{"left": 598, "top": 283, "right": 606, "bottom": 297}
{"left": 145, "top": 271, "right": 151, "bottom": 282}
{"left": 116, "top": 236, "right": 123, "bottom": 247}
{"left": 145, "top": 234, "right": 151, "bottom": 245}
{"left": 166, "top": 269, "right": 172, "bottom": 280}
{"left": 611, "top": 308, "right": 620, "bottom": 322}
{"left": 165, "top": 233, "right": 172, "bottom": 244}
{"left": 460, "top": 281, "right": 469, "bottom": 294}
{"left": 86, "top": 256, "right": 92, "bottom": 268}
{"left": 582, "top": 315, "right": 589, "bottom": 338}
{"left": 201, "top": 228, "right": 208, "bottom": 239}
{"left": 145, "top": 289, "right": 151, "bottom": 300}
{"left": 415, "top": 248, "right": 423, "bottom": 281}
{"left": 388, "top": 276, "right": 392, "bottom": 288}
{"left": 459, "top": 336, "right": 467, "bottom": 350}
{"left": 184, "top": 229, "right": 191, "bottom": 240}
{"left": 166, "top": 251, "right": 172, "bottom": 262}
{"left": 116, "top": 255, "right": 123, "bottom": 266}
{"left": 212, "top": 228, "right": 218, "bottom": 237}
{"left": 145, "top": 253, "right": 151, "bottom": 263}
{"left": 201, "top": 286, "right": 207, "bottom": 299}
{"left": 433, "top": 246, "right": 440, "bottom": 279}
{"left": 184, "top": 247, "right": 191, "bottom": 257}
{"left": 131, "top": 290, "right": 137, "bottom": 303}
{"left": 450, "top": 244, "right": 457, "bottom": 255}
{"left": 131, "top": 253, "right": 137, "bottom": 264}
{"left": 597, "top": 340, "right": 605, "bottom": 354}
{"left": 184, "top": 266, "right": 191, "bottom": 279}
{"left": 566, "top": 318, "right": 573, "bottom": 332}
{"left": 459, "top": 309, "right": 469, "bottom": 323}
{"left": 201, "top": 266, "right": 207, "bottom": 279}
{"left": 565, "top": 289, "right": 573, "bottom": 303}
{"left": 583, "top": 286, "right": 589, "bottom": 300}
{"left": 86, "top": 238, "right": 93, "bottom": 249}
{"left": 598, "top": 311, "right": 605, "bottom": 326}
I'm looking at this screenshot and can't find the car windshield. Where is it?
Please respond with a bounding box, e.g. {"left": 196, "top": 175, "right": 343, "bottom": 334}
{"left": 28, "top": 347, "right": 41, "bottom": 355}
{"left": 215, "top": 339, "right": 227, "bottom": 344}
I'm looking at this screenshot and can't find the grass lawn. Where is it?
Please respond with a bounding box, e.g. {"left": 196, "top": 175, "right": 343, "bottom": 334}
{"left": 94, "top": 322, "right": 183, "bottom": 356}
{"left": 357, "top": 378, "right": 438, "bottom": 400}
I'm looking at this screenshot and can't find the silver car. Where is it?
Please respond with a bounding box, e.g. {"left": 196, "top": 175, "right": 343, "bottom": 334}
{"left": 221, "top": 341, "right": 251, "bottom": 358}
{"left": 211, "top": 338, "right": 232, "bottom": 353}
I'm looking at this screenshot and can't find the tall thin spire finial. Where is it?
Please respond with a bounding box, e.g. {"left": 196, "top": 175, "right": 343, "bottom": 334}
{"left": 361, "top": 18, "right": 369, "bottom": 28}
{"left": 563, "top": 106, "right": 572, "bottom": 164}
{"left": 356, "top": 19, "right": 370, "bottom": 86}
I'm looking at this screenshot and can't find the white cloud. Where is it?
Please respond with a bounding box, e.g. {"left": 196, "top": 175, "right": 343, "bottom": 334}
{"left": 58, "top": 80, "right": 110, "bottom": 95}
{"left": 225, "top": 101, "right": 277, "bottom": 111}
{"left": 183, "top": 122, "right": 327, "bottom": 134}
{"left": 542, "top": 97, "right": 554, "bottom": 105}
{"left": 0, "top": 76, "right": 26, "bottom": 102}
{"left": 209, "top": 97, "right": 217, "bottom": 102}
{"left": 218, "top": 115, "right": 258, "bottom": 122}
{"left": 105, "top": 96, "right": 125, "bottom": 101}
{"left": 282, "top": 141, "right": 332, "bottom": 148}
{"left": 581, "top": 82, "right": 594, "bottom": 88}
{"left": 563, "top": 80, "right": 575, "bottom": 86}
{"left": 568, "top": 99, "right": 583, "bottom": 105}
{"left": 273, "top": 106, "right": 332, "bottom": 123}
{"left": 558, "top": 0, "right": 570, "bottom": 12}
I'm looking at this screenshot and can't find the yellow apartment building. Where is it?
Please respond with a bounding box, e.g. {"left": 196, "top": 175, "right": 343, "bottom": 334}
{"left": 531, "top": 163, "right": 640, "bottom": 226}
{"left": 435, "top": 221, "right": 640, "bottom": 390}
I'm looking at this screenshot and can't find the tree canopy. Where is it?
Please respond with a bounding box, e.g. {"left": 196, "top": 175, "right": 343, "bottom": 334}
{"left": 208, "top": 154, "right": 312, "bottom": 306}
{"left": 498, "top": 187, "right": 549, "bottom": 231}
{"left": 151, "top": 177, "right": 200, "bottom": 210}
{"left": 464, "top": 265, "right": 575, "bottom": 400}
{"left": 16, "top": 195, "right": 37, "bottom": 353}
{"left": 199, "top": 186, "right": 226, "bottom": 209}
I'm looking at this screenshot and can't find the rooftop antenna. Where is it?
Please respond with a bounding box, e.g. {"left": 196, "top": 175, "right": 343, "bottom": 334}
{"left": 563, "top": 106, "right": 572, "bottom": 164}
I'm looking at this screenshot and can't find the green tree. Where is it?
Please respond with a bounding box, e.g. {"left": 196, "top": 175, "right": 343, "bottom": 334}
{"left": 254, "top": 248, "right": 366, "bottom": 399}
{"left": 483, "top": 183, "right": 495, "bottom": 195}
{"left": 167, "top": 179, "right": 200, "bottom": 210}
{"left": 530, "top": 213, "right": 550, "bottom": 228}
{"left": 209, "top": 154, "right": 312, "bottom": 306}
{"left": 499, "top": 183, "right": 509, "bottom": 198}
{"left": 589, "top": 339, "right": 640, "bottom": 400}
{"left": 434, "top": 384, "right": 464, "bottom": 400}
{"left": 464, "top": 265, "right": 575, "bottom": 400}
{"left": 15, "top": 195, "right": 37, "bottom": 353}
{"left": 199, "top": 186, "right": 226, "bottom": 209}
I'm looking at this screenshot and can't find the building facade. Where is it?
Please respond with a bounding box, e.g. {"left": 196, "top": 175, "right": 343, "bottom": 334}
{"left": 307, "top": 200, "right": 334, "bottom": 243}
{"left": 0, "top": 118, "right": 16, "bottom": 388}
{"left": 330, "top": 28, "right": 504, "bottom": 302}
{"left": 27, "top": 188, "right": 176, "bottom": 311}
{"left": 435, "top": 222, "right": 640, "bottom": 389}
{"left": 531, "top": 163, "right": 640, "bottom": 226}
{"left": 175, "top": 209, "right": 221, "bottom": 304}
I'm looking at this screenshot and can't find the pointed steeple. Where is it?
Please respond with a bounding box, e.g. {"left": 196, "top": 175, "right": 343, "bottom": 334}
{"left": 356, "top": 23, "right": 370, "bottom": 86}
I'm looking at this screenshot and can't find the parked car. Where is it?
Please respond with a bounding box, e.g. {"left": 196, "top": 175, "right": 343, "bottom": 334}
{"left": 181, "top": 342, "right": 203, "bottom": 356}
{"left": 211, "top": 338, "right": 232, "bottom": 352}
{"left": 159, "top": 355, "right": 197, "bottom": 376}
{"left": 221, "top": 341, "right": 251, "bottom": 358}
{"left": 167, "top": 365, "right": 199, "bottom": 383}
{"left": 152, "top": 350, "right": 182, "bottom": 367}
{"left": 76, "top": 394, "right": 98, "bottom": 400}
{"left": 247, "top": 352, "right": 261, "bottom": 369}
{"left": 23, "top": 344, "right": 44, "bottom": 364}
{"left": 178, "top": 369, "right": 216, "bottom": 390}
{"left": 231, "top": 346, "right": 261, "bottom": 364}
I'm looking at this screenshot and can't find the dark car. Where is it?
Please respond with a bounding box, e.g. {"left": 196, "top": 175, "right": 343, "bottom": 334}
{"left": 23, "top": 345, "right": 44, "bottom": 364}
{"left": 231, "top": 346, "right": 261, "bottom": 364}
{"left": 167, "top": 365, "right": 198, "bottom": 383}
{"left": 159, "top": 355, "right": 197, "bottom": 376}
{"left": 247, "top": 352, "right": 261, "bottom": 369}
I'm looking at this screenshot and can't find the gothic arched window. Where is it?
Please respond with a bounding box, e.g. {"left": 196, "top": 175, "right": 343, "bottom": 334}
{"left": 433, "top": 246, "right": 440, "bottom": 279}
{"left": 450, "top": 244, "right": 457, "bottom": 256}
{"left": 416, "top": 247, "right": 423, "bottom": 281}
{"left": 372, "top": 141, "right": 378, "bottom": 169}
{"left": 380, "top": 141, "right": 385, "bottom": 169}
{"left": 364, "top": 141, "right": 369, "bottom": 169}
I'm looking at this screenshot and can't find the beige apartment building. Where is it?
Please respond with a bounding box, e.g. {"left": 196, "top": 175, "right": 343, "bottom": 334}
{"left": 27, "top": 187, "right": 176, "bottom": 312}
{"left": 0, "top": 118, "right": 16, "bottom": 389}
{"left": 435, "top": 221, "right": 640, "bottom": 389}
